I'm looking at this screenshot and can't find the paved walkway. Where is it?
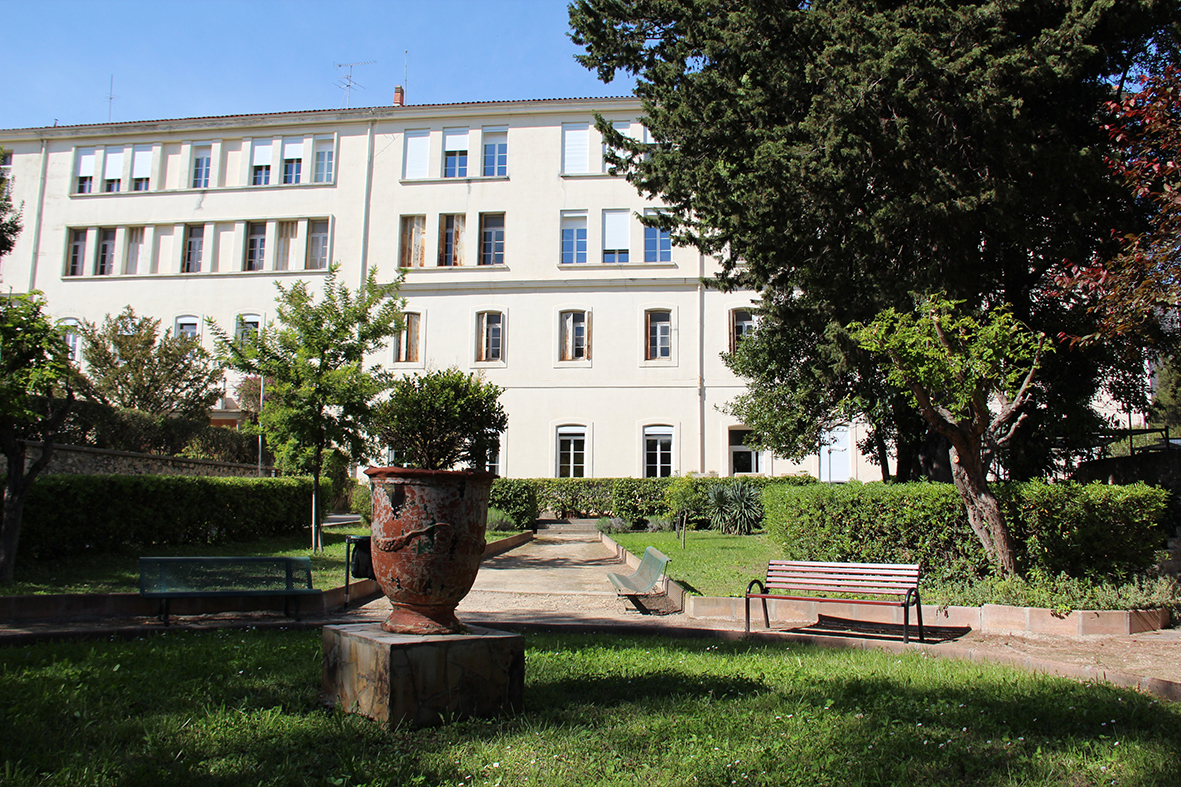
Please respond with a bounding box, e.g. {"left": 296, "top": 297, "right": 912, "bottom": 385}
{"left": 2, "top": 531, "right": 1178, "bottom": 701}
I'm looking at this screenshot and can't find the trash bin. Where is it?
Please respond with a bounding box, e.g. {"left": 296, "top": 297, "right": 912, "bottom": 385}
{"left": 344, "top": 535, "right": 374, "bottom": 610}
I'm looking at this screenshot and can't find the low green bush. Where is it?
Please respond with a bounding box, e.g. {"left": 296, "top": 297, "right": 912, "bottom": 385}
{"left": 486, "top": 507, "right": 517, "bottom": 532}
{"left": 610, "top": 477, "right": 670, "bottom": 525}
{"left": 19, "top": 475, "right": 313, "bottom": 557}
{"left": 597, "top": 516, "right": 629, "bottom": 534}
{"left": 348, "top": 480, "right": 372, "bottom": 525}
{"left": 924, "top": 571, "right": 1180, "bottom": 616}
{"left": 763, "top": 480, "right": 1170, "bottom": 582}
{"left": 536, "top": 478, "right": 614, "bottom": 518}
{"left": 489, "top": 478, "right": 539, "bottom": 526}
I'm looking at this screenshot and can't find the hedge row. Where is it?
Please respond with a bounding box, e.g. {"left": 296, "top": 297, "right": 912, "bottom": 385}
{"left": 18, "top": 475, "right": 314, "bottom": 558}
{"left": 763, "top": 480, "right": 1169, "bottom": 582}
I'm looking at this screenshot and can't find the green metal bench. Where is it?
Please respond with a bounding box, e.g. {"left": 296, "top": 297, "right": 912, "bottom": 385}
{"left": 608, "top": 547, "right": 671, "bottom": 608}
{"left": 138, "top": 556, "right": 319, "bottom": 625}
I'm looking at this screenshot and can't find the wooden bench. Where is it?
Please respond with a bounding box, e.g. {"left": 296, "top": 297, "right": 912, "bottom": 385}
{"left": 139, "top": 556, "right": 319, "bottom": 625}
{"left": 745, "top": 560, "right": 924, "bottom": 643}
{"left": 608, "top": 547, "right": 671, "bottom": 602}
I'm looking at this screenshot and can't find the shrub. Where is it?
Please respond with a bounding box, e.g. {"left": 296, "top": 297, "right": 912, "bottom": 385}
{"left": 646, "top": 515, "right": 675, "bottom": 532}
{"left": 704, "top": 480, "right": 764, "bottom": 534}
{"left": 486, "top": 507, "right": 517, "bottom": 532}
{"left": 537, "top": 479, "right": 614, "bottom": 518}
{"left": 349, "top": 480, "right": 372, "bottom": 525}
{"left": 19, "top": 475, "right": 313, "bottom": 558}
{"left": 596, "top": 516, "right": 629, "bottom": 534}
{"left": 489, "top": 478, "right": 539, "bottom": 527}
{"left": 610, "top": 477, "right": 671, "bottom": 525}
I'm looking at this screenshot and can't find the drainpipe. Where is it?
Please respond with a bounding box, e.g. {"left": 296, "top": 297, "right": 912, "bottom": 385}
{"left": 359, "top": 120, "right": 376, "bottom": 286}
{"left": 27, "top": 138, "right": 50, "bottom": 292}
{"left": 697, "top": 251, "right": 707, "bottom": 474}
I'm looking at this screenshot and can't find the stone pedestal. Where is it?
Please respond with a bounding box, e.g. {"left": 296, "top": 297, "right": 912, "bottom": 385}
{"left": 322, "top": 622, "right": 524, "bottom": 728}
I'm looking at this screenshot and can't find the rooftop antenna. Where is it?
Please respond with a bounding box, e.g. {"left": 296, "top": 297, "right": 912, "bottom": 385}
{"left": 404, "top": 50, "right": 408, "bottom": 98}
{"left": 105, "top": 75, "right": 118, "bottom": 122}
{"left": 335, "top": 61, "right": 376, "bottom": 108}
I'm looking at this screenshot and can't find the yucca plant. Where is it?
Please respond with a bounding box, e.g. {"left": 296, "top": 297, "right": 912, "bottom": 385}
{"left": 705, "top": 481, "right": 764, "bottom": 535}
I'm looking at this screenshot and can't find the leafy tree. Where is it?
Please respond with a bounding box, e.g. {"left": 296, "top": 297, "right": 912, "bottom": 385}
{"left": 1150, "top": 355, "right": 1181, "bottom": 427}
{"left": 850, "top": 296, "right": 1049, "bottom": 575}
{"left": 0, "top": 292, "right": 73, "bottom": 583}
{"left": 570, "top": 0, "right": 1177, "bottom": 477}
{"left": 79, "top": 307, "right": 224, "bottom": 419}
{"left": 375, "top": 367, "right": 508, "bottom": 472}
{"left": 209, "top": 265, "right": 403, "bottom": 551}
{"left": 0, "top": 146, "right": 21, "bottom": 262}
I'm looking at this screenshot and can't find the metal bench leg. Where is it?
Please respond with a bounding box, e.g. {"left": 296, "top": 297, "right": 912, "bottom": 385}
{"left": 915, "top": 590, "right": 925, "bottom": 643}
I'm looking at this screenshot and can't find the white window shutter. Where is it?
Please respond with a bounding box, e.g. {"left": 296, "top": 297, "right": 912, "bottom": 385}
{"left": 563, "top": 124, "right": 589, "bottom": 174}
{"left": 282, "top": 138, "right": 304, "bottom": 159}
{"left": 103, "top": 149, "right": 124, "bottom": 179}
{"left": 252, "top": 142, "right": 273, "bottom": 166}
{"left": 404, "top": 130, "right": 430, "bottom": 179}
{"left": 603, "top": 209, "right": 629, "bottom": 249}
{"left": 132, "top": 145, "right": 153, "bottom": 178}
{"left": 77, "top": 148, "right": 96, "bottom": 176}
{"left": 443, "top": 128, "right": 469, "bottom": 152}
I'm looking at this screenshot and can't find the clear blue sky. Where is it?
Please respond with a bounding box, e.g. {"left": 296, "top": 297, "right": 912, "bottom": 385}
{"left": 1, "top": 0, "right": 634, "bottom": 130}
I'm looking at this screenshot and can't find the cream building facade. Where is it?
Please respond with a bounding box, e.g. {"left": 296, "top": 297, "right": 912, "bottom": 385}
{"left": 0, "top": 96, "right": 876, "bottom": 481}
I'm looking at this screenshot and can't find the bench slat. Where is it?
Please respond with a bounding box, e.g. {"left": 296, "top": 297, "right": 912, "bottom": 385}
{"left": 608, "top": 547, "right": 670, "bottom": 596}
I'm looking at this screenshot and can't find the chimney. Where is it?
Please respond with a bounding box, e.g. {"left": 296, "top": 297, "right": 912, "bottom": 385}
{"left": 393, "top": 85, "right": 405, "bottom": 106}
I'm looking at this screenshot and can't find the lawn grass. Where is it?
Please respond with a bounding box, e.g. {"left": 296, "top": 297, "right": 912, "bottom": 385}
{"left": 610, "top": 530, "right": 778, "bottom": 597}
{"left": 2, "top": 525, "right": 371, "bottom": 596}
{"left": 1, "top": 629, "right": 1178, "bottom": 786}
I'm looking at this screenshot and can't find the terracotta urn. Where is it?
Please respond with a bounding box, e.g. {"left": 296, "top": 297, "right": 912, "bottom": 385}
{"left": 365, "top": 466, "right": 495, "bottom": 635}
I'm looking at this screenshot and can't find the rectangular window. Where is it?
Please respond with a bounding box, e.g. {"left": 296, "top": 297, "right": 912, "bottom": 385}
{"left": 183, "top": 225, "right": 204, "bottom": 272}
{"left": 245, "top": 222, "right": 266, "bottom": 271}
{"left": 560, "top": 213, "right": 587, "bottom": 264}
{"left": 560, "top": 310, "right": 589, "bottom": 361}
{"left": 477, "top": 311, "right": 503, "bottom": 362}
{"left": 75, "top": 148, "right": 96, "bottom": 193}
{"left": 67, "top": 230, "right": 86, "bottom": 276}
{"left": 603, "top": 120, "right": 634, "bottom": 172}
{"left": 644, "top": 221, "right": 672, "bottom": 263}
{"left": 482, "top": 129, "right": 507, "bottom": 177}
{"left": 562, "top": 123, "right": 590, "bottom": 174}
{"left": 603, "top": 209, "right": 630, "bottom": 263}
{"left": 730, "top": 429, "right": 761, "bottom": 475}
{"left": 176, "top": 318, "right": 199, "bottom": 339}
{"left": 403, "top": 129, "right": 430, "bottom": 179}
{"left": 251, "top": 140, "right": 272, "bottom": 186}
{"left": 61, "top": 320, "right": 80, "bottom": 361}
{"left": 646, "top": 310, "right": 671, "bottom": 360}
{"left": 191, "top": 145, "right": 211, "bottom": 188}
{"left": 480, "top": 214, "right": 505, "bottom": 265}
{"left": 307, "top": 220, "right": 329, "bottom": 269}
{"left": 124, "top": 227, "right": 144, "bottom": 274}
{"left": 282, "top": 159, "right": 301, "bottom": 184}
{"left": 0, "top": 151, "right": 11, "bottom": 180}
{"left": 252, "top": 165, "right": 270, "bottom": 185}
{"left": 131, "top": 144, "right": 152, "bottom": 191}
{"left": 313, "top": 138, "right": 334, "bottom": 182}
{"left": 557, "top": 426, "right": 586, "bottom": 478}
{"left": 644, "top": 426, "right": 673, "bottom": 478}
{"left": 275, "top": 221, "right": 297, "bottom": 270}
{"left": 103, "top": 178, "right": 121, "bottom": 193}
{"left": 236, "top": 314, "right": 261, "bottom": 343}
{"left": 730, "top": 309, "right": 755, "bottom": 353}
{"left": 438, "top": 214, "right": 465, "bottom": 266}
{"left": 394, "top": 313, "right": 421, "bottom": 362}
{"left": 400, "top": 215, "right": 426, "bottom": 267}
{"left": 443, "top": 128, "right": 468, "bottom": 178}
{"left": 102, "top": 148, "right": 123, "bottom": 192}
{"left": 95, "top": 229, "right": 115, "bottom": 275}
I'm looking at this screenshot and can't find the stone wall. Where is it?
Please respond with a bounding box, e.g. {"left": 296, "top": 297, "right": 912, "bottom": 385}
{"left": 1, "top": 441, "right": 272, "bottom": 479}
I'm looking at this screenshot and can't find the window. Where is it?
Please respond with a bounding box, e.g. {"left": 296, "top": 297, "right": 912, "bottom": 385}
{"left": 403, "top": 129, "right": 429, "bottom": 179}
{"left": 730, "top": 309, "right": 755, "bottom": 353}
{"left": 0, "top": 151, "right": 11, "bottom": 180}
{"left": 282, "top": 138, "right": 302, "bottom": 184}
{"left": 603, "top": 120, "right": 635, "bottom": 173}
{"left": 560, "top": 213, "right": 587, "bottom": 264}
{"left": 307, "top": 220, "right": 329, "bottom": 269}
{"left": 646, "top": 310, "right": 672, "bottom": 360}
{"left": 438, "top": 214, "right": 465, "bottom": 266}
{"left": 730, "top": 429, "right": 761, "bottom": 475}
{"left": 557, "top": 426, "right": 586, "bottom": 478}
{"left": 67, "top": 230, "right": 86, "bottom": 276}
{"left": 59, "top": 319, "right": 80, "bottom": 362}
{"left": 400, "top": 215, "right": 425, "bottom": 267}
{"left": 191, "top": 145, "right": 211, "bottom": 188}
{"left": 394, "top": 313, "right": 421, "bottom": 363}
{"left": 484, "top": 439, "right": 501, "bottom": 475}
{"left": 443, "top": 128, "right": 468, "bottom": 177}
{"left": 124, "top": 227, "right": 145, "bottom": 274}
{"left": 602, "top": 209, "right": 630, "bottom": 263}
{"left": 476, "top": 311, "right": 503, "bottom": 362}
{"left": 236, "top": 314, "right": 261, "bottom": 343}
{"left": 313, "top": 138, "right": 334, "bottom": 182}
{"left": 102, "top": 148, "right": 122, "bottom": 192}
{"left": 644, "top": 213, "right": 671, "bottom": 262}
{"left": 95, "top": 229, "right": 115, "bottom": 275}
{"left": 75, "top": 148, "right": 95, "bottom": 193}
{"left": 559, "top": 310, "right": 589, "bottom": 361}
{"left": 245, "top": 222, "right": 266, "bottom": 271}
{"left": 175, "top": 317, "right": 199, "bottom": 339}
{"left": 644, "top": 426, "right": 673, "bottom": 478}
{"left": 275, "top": 221, "right": 297, "bottom": 270}
{"left": 479, "top": 214, "right": 504, "bottom": 265}
{"left": 131, "top": 144, "right": 152, "bottom": 191}
{"left": 251, "top": 141, "right": 272, "bottom": 185}
{"left": 183, "top": 225, "right": 204, "bottom": 273}
{"left": 562, "top": 123, "right": 590, "bottom": 174}
{"left": 482, "top": 128, "right": 507, "bottom": 177}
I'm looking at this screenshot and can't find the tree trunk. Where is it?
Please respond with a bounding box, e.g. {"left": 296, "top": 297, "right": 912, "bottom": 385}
{"left": 948, "top": 442, "right": 1017, "bottom": 575}
{"left": 311, "top": 439, "right": 324, "bottom": 554}
{"left": 873, "top": 432, "right": 891, "bottom": 482}
{"left": 0, "top": 454, "right": 28, "bottom": 583}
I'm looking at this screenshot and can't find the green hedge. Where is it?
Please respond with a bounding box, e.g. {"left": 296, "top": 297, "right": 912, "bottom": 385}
{"left": 763, "top": 480, "right": 1169, "bottom": 582}
{"left": 489, "top": 478, "right": 539, "bottom": 527}
{"left": 535, "top": 479, "right": 615, "bottom": 518}
{"left": 18, "top": 475, "right": 313, "bottom": 558}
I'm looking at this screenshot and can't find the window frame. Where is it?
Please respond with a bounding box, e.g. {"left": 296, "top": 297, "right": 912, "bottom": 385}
{"left": 475, "top": 310, "right": 505, "bottom": 363}
{"left": 66, "top": 229, "right": 86, "bottom": 276}
{"left": 191, "top": 145, "right": 211, "bottom": 189}
{"left": 643, "top": 425, "right": 674, "bottom": 478}
{"left": 183, "top": 225, "right": 204, "bottom": 273}
{"left": 479, "top": 213, "right": 505, "bottom": 266}
{"left": 438, "top": 214, "right": 466, "bottom": 267}
{"left": 400, "top": 215, "right": 426, "bottom": 268}
{"left": 556, "top": 425, "right": 589, "bottom": 478}
{"left": 95, "top": 228, "right": 116, "bottom": 276}
{"left": 174, "top": 315, "right": 200, "bottom": 341}
{"left": 482, "top": 128, "right": 508, "bottom": 177}
{"left": 558, "top": 309, "right": 590, "bottom": 362}
{"left": 58, "top": 318, "right": 81, "bottom": 362}
{"left": 307, "top": 220, "right": 330, "bottom": 270}
{"left": 245, "top": 222, "right": 267, "bottom": 271}
{"left": 602, "top": 209, "right": 631, "bottom": 263}
{"left": 560, "top": 212, "right": 587, "bottom": 265}
{"left": 730, "top": 308, "right": 755, "bottom": 354}
{"left": 394, "top": 312, "right": 422, "bottom": 364}
{"left": 644, "top": 210, "right": 672, "bottom": 263}
{"left": 644, "top": 308, "right": 673, "bottom": 362}
{"left": 235, "top": 313, "right": 262, "bottom": 344}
